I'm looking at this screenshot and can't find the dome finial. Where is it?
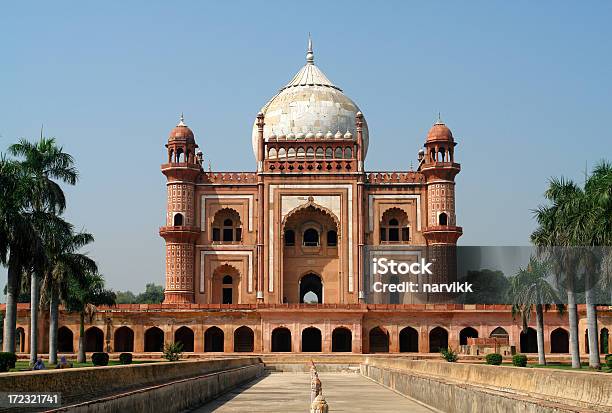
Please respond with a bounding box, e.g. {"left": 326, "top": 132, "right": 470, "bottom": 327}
{"left": 178, "top": 112, "right": 186, "bottom": 127}
{"left": 306, "top": 33, "right": 314, "bottom": 64}
{"left": 435, "top": 112, "right": 444, "bottom": 125}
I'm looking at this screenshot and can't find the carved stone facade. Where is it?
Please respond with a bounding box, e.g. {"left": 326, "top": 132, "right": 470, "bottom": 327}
{"left": 6, "top": 41, "right": 610, "bottom": 357}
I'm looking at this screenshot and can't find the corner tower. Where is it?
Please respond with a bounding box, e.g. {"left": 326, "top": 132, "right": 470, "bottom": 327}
{"left": 420, "top": 117, "right": 462, "bottom": 289}
{"left": 160, "top": 115, "right": 201, "bottom": 303}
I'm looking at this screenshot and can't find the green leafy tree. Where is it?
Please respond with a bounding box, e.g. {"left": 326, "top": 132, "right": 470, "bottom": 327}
{"left": 460, "top": 269, "right": 510, "bottom": 304}
{"left": 136, "top": 284, "right": 164, "bottom": 304}
{"left": 115, "top": 290, "right": 137, "bottom": 304}
{"left": 64, "top": 272, "right": 116, "bottom": 363}
{"left": 510, "top": 256, "right": 563, "bottom": 365}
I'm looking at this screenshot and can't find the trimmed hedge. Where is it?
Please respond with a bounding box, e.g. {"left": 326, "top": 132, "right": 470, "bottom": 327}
{"left": 485, "top": 353, "right": 502, "bottom": 365}
{"left": 512, "top": 354, "right": 528, "bottom": 367}
{"left": 91, "top": 352, "right": 109, "bottom": 366}
{"left": 119, "top": 352, "right": 132, "bottom": 365}
{"left": 605, "top": 354, "right": 612, "bottom": 369}
{"left": 0, "top": 352, "right": 17, "bottom": 372}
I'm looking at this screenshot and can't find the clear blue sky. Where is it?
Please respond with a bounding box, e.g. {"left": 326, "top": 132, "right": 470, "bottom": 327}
{"left": 1, "top": 1, "right": 611, "bottom": 294}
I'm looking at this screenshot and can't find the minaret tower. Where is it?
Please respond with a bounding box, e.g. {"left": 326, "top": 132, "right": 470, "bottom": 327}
{"left": 420, "top": 116, "right": 462, "bottom": 290}
{"left": 160, "top": 114, "right": 201, "bottom": 303}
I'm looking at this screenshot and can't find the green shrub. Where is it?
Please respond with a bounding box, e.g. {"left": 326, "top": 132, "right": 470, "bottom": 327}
{"left": 162, "top": 342, "right": 183, "bottom": 362}
{"left": 119, "top": 353, "right": 132, "bottom": 365}
{"left": 0, "top": 352, "right": 17, "bottom": 372}
{"left": 512, "top": 354, "right": 528, "bottom": 367}
{"left": 440, "top": 347, "right": 458, "bottom": 362}
{"left": 485, "top": 353, "right": 502, "bottom": 365}
{"left": 91, "top": 352, "right": 109, "bottom": 366}
{"left": 605, "top": 354, "right": 612, "bottom": 369}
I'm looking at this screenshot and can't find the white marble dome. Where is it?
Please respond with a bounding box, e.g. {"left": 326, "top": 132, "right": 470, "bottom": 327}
{"left": 252, "top": 39, "right": 369, "bottom": 159}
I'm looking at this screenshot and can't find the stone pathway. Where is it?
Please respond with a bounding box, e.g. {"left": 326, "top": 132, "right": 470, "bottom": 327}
{"left": 194, "top": 372, "right": 435, "bottom": 412}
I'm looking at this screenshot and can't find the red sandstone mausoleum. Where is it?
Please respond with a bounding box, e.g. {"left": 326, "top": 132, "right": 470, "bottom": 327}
{"left": 6, "top": 40, "right": 610, "bottom": 357}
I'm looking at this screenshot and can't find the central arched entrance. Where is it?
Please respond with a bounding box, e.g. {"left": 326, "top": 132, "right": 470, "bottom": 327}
{"left": 301, "top": 327, "right": 322, "bottom": 352}
{"left": 282, "top": 203, "right": 339, "bottom": 304}
{"left": 300, "top": 273, "right": 323, "bottom": 304}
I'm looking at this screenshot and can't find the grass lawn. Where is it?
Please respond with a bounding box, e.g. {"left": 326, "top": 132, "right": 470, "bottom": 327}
{"left": 501, "top": 362, "right": 612, "bottom": 372}
{"left": 10, "top": 359, "right": 160, "bottom": 372}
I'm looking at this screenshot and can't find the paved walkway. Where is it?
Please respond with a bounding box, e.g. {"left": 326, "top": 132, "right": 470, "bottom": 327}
{"left": 194, "top": 372, "right": 435, "bottom": 412}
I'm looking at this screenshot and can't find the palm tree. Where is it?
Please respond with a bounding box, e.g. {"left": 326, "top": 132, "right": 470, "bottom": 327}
{"left": 510, "top": 256, "right": 563, "bottom": 365}
{"left": 580, "top": 161, "right": 612, "bottom": 368}
{"left": 65, "top": 272, "right": 115, "bottom": 363}
{"left": 41, "top": 230, "right": 97, "bottom": 364}
{"left": 0, "top": 157, "right": 44, "bottom": 353}
{"left": 8, "top": 137, "right": 77, "bottom": 364}
{"left": 532, "top": 178, "right": 583, "bottom": 368}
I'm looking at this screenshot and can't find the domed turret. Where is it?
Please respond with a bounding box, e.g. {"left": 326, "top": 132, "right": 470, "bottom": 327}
{"left": 168, "top": 114, "right": 195, "bottom": 143}
{"left": 426, "top": 114, "right": 454, "bottom": 143}
{"left": 252, "top": 37, "right": 369, "bottom": 158}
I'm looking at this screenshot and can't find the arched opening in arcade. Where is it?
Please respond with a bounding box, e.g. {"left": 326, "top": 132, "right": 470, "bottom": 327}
{"left": 520, "top": 327, "right": 537, "bottom": 353}
{"left": 399, "top": 327, "right": 419, "bottom": 352}
{"left": 144, "top": 327, "right": 164, "bottom": 352}
{"left": 204, "top": 326, "right": 224, "bottom": 352}
{"left": 114, "top": 326, "right": 134, "bottom": 352}
{"left": 300, "top": 273, "right": 323, "bottom": 304}
{"left": 271, "top": 327, "right": 292, "bottom": 352}
{"left": 429, "top": 327, "right": 448, "bottom": 353}
{"left": 58, "top": 326, "right": 74, "bottom": 352}
{"left": 585, "top": 328, "right": 609, "bottom": 354}
{"left": 601, "top": 328, "right": 609, "bottom": 354}
{"left": 331, "top": 327, "right": 352, "bottom": 352}
{"left": 175, "top": 326, "right": 194, "bottom": 352}
{"left": 301, "top": 327, "right": 322, "bottom": 352}
{"left": 459, "top": 327, "right": 478, "bottom": 346}
{"left": 550, "top": 328, "right": 569, "bottom": 353}
{"left": 234, "top": 326, "right": 254, "bottom": 352}
{"left": 85, "top": 327, "right": 104, "bottom": 352}
{"left": 490, "top": 327, "right": 509, "bottom": 340}
{"left": 15, "top": 327, "right": 25, "bottom": 352}
{"left": 369, "top": 327, "right": 389, "bottom": 353}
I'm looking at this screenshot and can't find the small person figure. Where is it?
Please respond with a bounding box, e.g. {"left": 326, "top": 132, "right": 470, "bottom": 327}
{"left": 56, "top": 356, "right": 71, "bottom": 369}
{"left": 32, "top": 358, "right": 45, "bottom": 370}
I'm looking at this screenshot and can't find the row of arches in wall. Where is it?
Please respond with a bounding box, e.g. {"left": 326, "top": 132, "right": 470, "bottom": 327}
{"left": 268, "top": 146, "right": 354, "bottom": 160}
{"left": 54, "top": 325, "right": 255, "bottom": 353}
{"left": 49, "top": 325, "right": 610, "bottom": 354}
